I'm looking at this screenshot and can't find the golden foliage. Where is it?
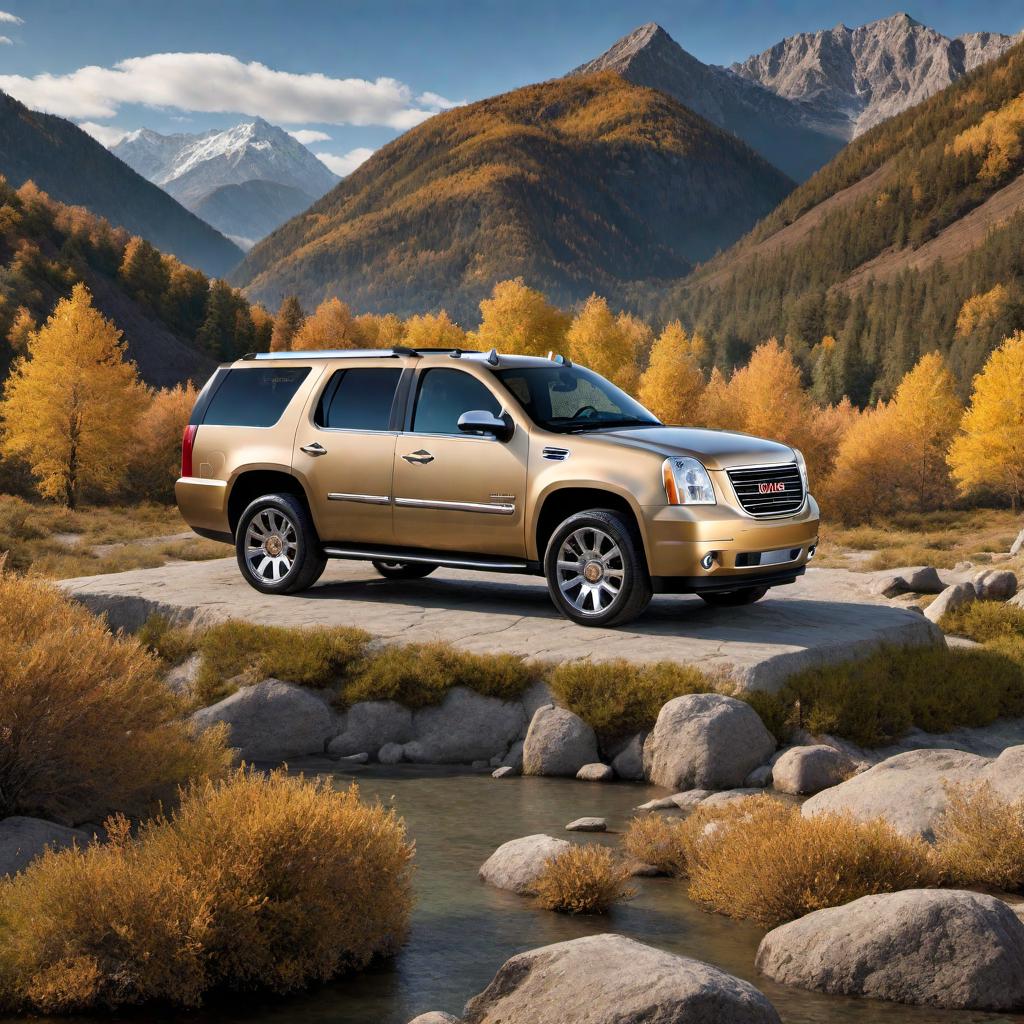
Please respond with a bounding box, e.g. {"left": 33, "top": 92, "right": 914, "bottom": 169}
{"left": 269, "top": 295, "right": 304, "bottom": 351}
{"left": 956, "top": 282, "right": 1011, "bottom": 336}
{"left": 637, "top": 320, "right": 706, "bottom": 424}
{"left": 951, "top": 93, "right": 1024, "bottom": 182}
{"left": 948, "top": 331, "right": 1024, "bottom": 509}
{"left": 0, "top": 768, "right": 415, "bottom": 1012}
{"left": 402, "top": 310, "right": 466, "bottom": 349}
{"left": 5, "top": 306, "right": 34, "bottom": 355}
{"left": 352, "top": 312, "right": 405, "bottom": 349}
{"left": 126, "top": 383, "right": 198, "bottom": 502}
{"left": 0, "top": 283, "right": 148, "bottom": 507}
{"left": 476, "top": 278, "right": 569, "bottom": 356}
{"left": 534, "top": 844, "right": 634, "bottom": 914}
{"left": 682, "top": 797, "right": 939, "bottom": 927}
{"left": 0, "top": 573, "right": 230, "bottom": 824}
{"left": 292, "top": 297, "right": 357, "bottom": 351}
{"left": 622, "top": 815, "right": 688, "bottom": 876}
{"left": 566, "top": 294, "right": 641, "bottom": 392}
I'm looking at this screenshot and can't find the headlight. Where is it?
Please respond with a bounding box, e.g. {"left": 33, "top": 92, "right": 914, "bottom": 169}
{"left": 662, "top": 457, "right": 716, "bottom": 505}
{"left": 794, "top": 449, "right": 809, "bottom": 492}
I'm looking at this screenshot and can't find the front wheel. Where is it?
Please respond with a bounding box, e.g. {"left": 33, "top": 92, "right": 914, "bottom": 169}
{"left": 699, "top": 586, "right": 769, "bottom": 607}
{"left": 544, "top": 509, "right": 652, "bottom": 627}
{"left": 372, "top": 560, "right": 436, "bottom": 580}
{"left": 236, "top": 493, "right": 326, "bottom": 595}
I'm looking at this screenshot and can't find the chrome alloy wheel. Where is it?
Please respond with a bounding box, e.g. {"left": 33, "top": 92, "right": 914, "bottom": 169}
{"left": 244, "top": 508, "right": 298, "bottom": 583}
{"left": 555, "top": 526, "right": 625, "bottom": 616}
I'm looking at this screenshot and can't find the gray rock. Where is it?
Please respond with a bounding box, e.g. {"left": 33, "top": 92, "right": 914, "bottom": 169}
{"left": 1010, "top": 527, "right": 1024, "bottom": 557}
{"left": 164, "top": 652, "right": 201, "bottom": 695}
{"left": 801, "top": 748, "right": 990, "bottom": 840}
{"left": 190, "top": 679, "right": 336, "bottom": 761}
{"left": 407, "top": 1014, "right": 462, "bottom": 1024}
{"left": 699, "top": 788, "right": 764, "bottom": 809}
{"left": 522, "top": 706, "right": 599, "bottom": 777}
{"left": 744, "top": 764, "right": 773, "bottom": 788}
{"left": 871, "top": 573, "right": 909, "bottom": 598}
{"left": 337, "top": 752, "right": 369, "bottom": 764}
{"left": 973, "top": 569, "right": 1018, "bottom": 601}
{"left": 403, "top": 688, "right": 526, "bottom": 764}
{"left": 756, "top": 889, "right": 1024, "bottom": 1011}
{"left": 501, "top": 740, "right": 524, "bottom": 772}
{"left": 471, "top": 759, "right": 489, "bottom": 770}
{"left": 635, "top": 795, "right": 681, "bottom": 812}
{"left": 873, "top": 567, "right": 944, "bottom": 598}
{"left": 0, "top": 817, "right": 89, "bottom": 876}
{"left": 610, "top": 733, "right": 646, "bottom": 781}
{"left": 672, "top": 789, "right": 714, "bottom": 811}
{"left": 644, "top": 694, "right": 776, "bottom": 791}
{"left": 925, "top": 582, "right": 976, "bottom": 623}
{"left": 985, "top": 745, "right": 1024, "bottom": 802}
{"left": 576, "top": 762, "right": 614, "bottom": 782}
{"left": 478, "top": 834, "right": 570, "bottom": 895}
{"left": 492, "top": 766, "right": 516, "bottom": 779}
{"left": 626, "top": 859, "right": 663, "bottom": 877}
{"left": 1011, "top": 589, "right": 1024, "bottom": 608}
{"left": 462, "top": 933, "right": 781, "bottom": 1024}
{"left": 565, "top": 817, "right": 607, "bottom": 832}
{"left": 378, "top": 742, "right": 405, "bottom": 765}
{"left": 772, "top": 744, "right": 852, "bottom": 795}
{"left": 519, "top": 680, "right": 555, "bottom": 723}
{"left": 328, "top": 700, "right": 413, "bottom": 758}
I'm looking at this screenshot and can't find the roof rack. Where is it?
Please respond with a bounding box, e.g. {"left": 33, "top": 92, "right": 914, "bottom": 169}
{"left": 245, "top": 347, "right": 477, "bottom": 361}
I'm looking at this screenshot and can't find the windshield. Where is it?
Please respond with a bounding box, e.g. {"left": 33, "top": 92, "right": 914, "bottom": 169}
{"left": 493, "top": 364, "right": 660, "bottom": 433}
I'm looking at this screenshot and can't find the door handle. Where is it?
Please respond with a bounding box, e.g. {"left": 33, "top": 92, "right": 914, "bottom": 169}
{"left": 300, "top": 442, "right": 327, "bottom": 456}
{"left": 402, "top": 449, "right": 434, "bottom": 465}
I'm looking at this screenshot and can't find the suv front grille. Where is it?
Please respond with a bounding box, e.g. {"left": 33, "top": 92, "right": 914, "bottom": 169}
{"left": 727, "top": 463, "right": 804, "bottom": 517}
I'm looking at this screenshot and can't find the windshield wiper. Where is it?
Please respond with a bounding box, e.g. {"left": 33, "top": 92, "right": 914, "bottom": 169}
{"left": 560, "top": 418, "right": 659, "bottom": 433}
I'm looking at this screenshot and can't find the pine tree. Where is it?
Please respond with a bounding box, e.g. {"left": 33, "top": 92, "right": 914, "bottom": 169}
{"left": 270, "top": 295, "right": 305, "bottom": 352}
{"left": 197, "top": 280, "right": 241, "bottom": 359}
{"left": 0, "top": 284, "right": 147, "bottom": 507}
{"left": 119, "top": 236, "right": 169, "bottom": 310}
{"left": 637, "top": 321, "right": 705, "bottom": 424}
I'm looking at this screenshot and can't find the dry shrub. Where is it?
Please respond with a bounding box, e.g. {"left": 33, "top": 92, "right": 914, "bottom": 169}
{"left": 342, "top": 641, "right": 533, "bottom": 707}
{"left": 935, "top": 782, "right": 1024, "bottom": 891}
{"left": 681, "top": 796, "right": 939, "bottom": 927}
{"left": 0, "top": 768, "right": 414, "bottom": 1013}
{"left": 533, "top": 844, "right": 634, "bottom": 914}
{"left": 622, "top": 814, "right": 689, "bottom": 876}
{"left": 941, "top": 600, "right": 1024, "bottom": 643}
{"left": 0, "top": 573, "right": 230, "bottom": 823}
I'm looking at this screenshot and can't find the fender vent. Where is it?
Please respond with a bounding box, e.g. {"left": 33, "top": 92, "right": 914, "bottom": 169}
{"left": 542, "top": 446, "right": 570, "bottom": 462}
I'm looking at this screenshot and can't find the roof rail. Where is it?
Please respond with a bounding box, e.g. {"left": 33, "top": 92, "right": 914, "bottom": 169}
{"left": 246, "top": 347, "right": 476, "bottom": 361}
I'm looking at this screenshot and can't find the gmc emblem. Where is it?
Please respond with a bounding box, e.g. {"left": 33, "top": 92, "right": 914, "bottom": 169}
{"left": 758, "top": 482, "right": 786, "bottom": 494}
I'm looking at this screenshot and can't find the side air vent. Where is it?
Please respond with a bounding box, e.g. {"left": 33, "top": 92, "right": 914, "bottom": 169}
{"left": 542, "top": 446, "right": 570, "bottom": 462}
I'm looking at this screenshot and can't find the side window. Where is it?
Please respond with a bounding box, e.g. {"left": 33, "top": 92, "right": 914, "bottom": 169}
{"left": 412, "top": 369, "right": 502, "bottom": 435}
{"left": 202, "top": 367, "right": 310, "bottom": 427}
{"left": 315, "top": 368, "right": 402, "bottom": 431}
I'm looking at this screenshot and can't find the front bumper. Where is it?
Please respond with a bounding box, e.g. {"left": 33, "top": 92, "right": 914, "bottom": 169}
{"left": 640, "top": 496, "right": 819, "bottom": 588}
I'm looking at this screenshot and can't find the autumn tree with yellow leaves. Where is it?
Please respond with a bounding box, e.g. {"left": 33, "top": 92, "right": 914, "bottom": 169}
{"left": 948, "top": 332, "right": 1024, "bottom": 511}
{"left": 5, "top": 307, "right": 34, "bottom": 356}
{"left": 270, "top": 295, "right": 304, "bottom": 351}
{"left": 353, "top": 312, "right": 405, "bottom": 349}
{"left": 637, "top": 321, "right": 706, "bottom": 424}
{"left": 566, "top": 295, "right": 641, "bottom": 393}
{"left": 126, "top": 382, "right": 199, "bottom": 502}
{"left": 0, "top": 284, "right": 147, "bottom": 507}
{"left": 403, "top": 310, "right": 466, "bottom": 349}
{"left": 292, "top": 297, "right": 357, "bottom": 351}
{"left": 476, "top": 278, "right": 569, "bottom": 356}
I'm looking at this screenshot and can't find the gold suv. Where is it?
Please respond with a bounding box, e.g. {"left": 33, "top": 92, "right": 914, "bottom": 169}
{"left": 176, "top": 347, "right": 819, "bottom": 626}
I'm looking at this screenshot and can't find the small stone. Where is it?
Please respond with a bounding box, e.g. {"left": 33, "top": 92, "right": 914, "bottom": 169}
{"left": 576, "top": 762, "right": 614, "bottom": 782}
{"left": 772, "top": 745, "right": 852, "bottom": 795}
{"left": 565, "top": 817, "right": 607, "bottom": 832}
{"left": 635, "top": 795, "right": 680, "bottom": 812}
{"left": 671, "top": 790, "right": 714, "bottom": 811}
{"left": 925, "top": 582, "right": 976, "bottom": 623}
{"left": 625, "top": 859, "right": 663, "bottom": 877}
{"left": 479, "top": 834, "right": 571, "bottom": 895}
{"left": 904, "top": 566, "right": 945, "bottom": 594}
{"left": 378, "top": 742, "right": 405, "bottom": 765}
{"left": 407, "top": 1013, "right": 462, "bottom": 1024}
{"left": 973, "top": 569, "right": 1018, "bottom": 601}
{"left": 1010, "top": 527, "right": 1024, "bottom": 557}
{"left": 744, "top": 764, "right": 773, "bottom": 788}
{"left": 492, "top": 765, "right": 516, "bottom": 779}
{"left": 871, "top": 573, "right": 908, "bottom": 598}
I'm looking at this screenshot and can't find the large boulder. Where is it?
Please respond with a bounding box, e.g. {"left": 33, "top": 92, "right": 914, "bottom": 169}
{"left": 190, "top": 679, "right": 336, "bottom": 761}
{"left": 403, "top": 688, "right": 526, "bottom": 764}
{"left": 478, "top": 834, "right": 570, "bottom": 895}
{"left": 328, "top": 700, "right": 413, "bottom": 758}
{"left": 985, "top": 745, "right": 1024, "bottom": 802}
{"left": 610, "top": 733, "right": 645, "bottom": 781}
{"left": 0, "top": 817, "right": 89, "bottom": 876}
{"left": 522, "top": 706, "right": 598, "bottom": 777}
{"left": 772, "top": 745, "right": 852, "bottom": 795}
{"left": 756, "top": 889, "right": 1024, "bottom": 1011}
{"left": 973, "top": 569, "right": 1018, "bottom": 601}
{"left": 925, "top": 582, "right": 976, "bottom": 623}
{"left": 644, "top": 694, "right": 775, "bottom": 791}
{"left": 462, "top": 934, "right": 781, "bottom": 1024}
{"left": 801, "top": 748, "right": 989, "bottom": 840}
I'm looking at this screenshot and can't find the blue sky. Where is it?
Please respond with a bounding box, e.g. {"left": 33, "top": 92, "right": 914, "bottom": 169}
{"left": 1, "top": 1, "right": 1021, "bottom": 174}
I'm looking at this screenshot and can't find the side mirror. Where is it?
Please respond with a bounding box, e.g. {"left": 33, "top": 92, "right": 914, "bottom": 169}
{"left": 458, "top": 410, "right": 513, "bottom": 441}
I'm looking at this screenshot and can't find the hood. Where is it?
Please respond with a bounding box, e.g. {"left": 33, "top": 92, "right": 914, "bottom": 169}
{"left": 585, "top": 426, "right": 796, "bottom": 470}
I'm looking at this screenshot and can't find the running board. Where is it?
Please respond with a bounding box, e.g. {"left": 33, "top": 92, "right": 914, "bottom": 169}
{"left": 322, "top": 546, "right": 533, "bottom": 574}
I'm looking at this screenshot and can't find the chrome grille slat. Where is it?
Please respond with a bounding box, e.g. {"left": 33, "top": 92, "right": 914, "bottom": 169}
{"left": 726, "top": 462, "right": 804, "bottom": 517}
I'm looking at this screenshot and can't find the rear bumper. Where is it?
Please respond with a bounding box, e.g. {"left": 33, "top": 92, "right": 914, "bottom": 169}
{"left": 641, "top": 497, "right": 819, "bottom": 584}
{"left": 175, "top": 477, "right": 230, "bottom": 537}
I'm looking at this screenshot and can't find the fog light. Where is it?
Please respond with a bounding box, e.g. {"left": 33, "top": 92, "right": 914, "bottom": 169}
{"left": 700, "top": 552, "right": 715, "bottom": 571}
{"left": 808, "top": 545, "right": 816, "bottom": 560}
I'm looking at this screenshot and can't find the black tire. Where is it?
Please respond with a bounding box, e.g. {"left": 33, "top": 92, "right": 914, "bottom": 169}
{"left": 235, "top": 493, "right": 327, "bottom": 595}
{"left": 699, "top": 586, "right": 769, "bottom": 607}
{"left": 372, "top": 560, "right": 437, "bottom": 580}
{"left": 544, "top": 509, "right": 652, "bottom": 627}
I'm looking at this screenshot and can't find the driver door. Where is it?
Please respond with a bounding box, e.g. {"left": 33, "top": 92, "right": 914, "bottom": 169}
{"left": 392, "top": 367, "right": 528, "bottom": 557}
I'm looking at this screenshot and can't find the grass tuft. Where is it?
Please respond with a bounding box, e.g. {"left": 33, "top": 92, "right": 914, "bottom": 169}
{"left": 533, "top": 844, "right": 635, "bottom": 914}
{"left": 622, "top": 814, "right": 689, "bottom": 876}
{"left": 941, "top": 601, "right": 1024, "bottom": 644}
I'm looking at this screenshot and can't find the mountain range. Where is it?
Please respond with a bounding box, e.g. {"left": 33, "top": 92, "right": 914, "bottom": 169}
{"left": 112, "top": 119, "right": 339, "bottom": 248}
{"left": 0, "top": 90, "right": 242, "bottom": 278}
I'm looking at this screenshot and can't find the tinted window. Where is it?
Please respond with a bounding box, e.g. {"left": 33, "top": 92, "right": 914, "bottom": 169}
{"left": 412, "top": 369, "right": 502, "bottom": 435}
{"left": 316, "top": 368, "right": 401, "bottom": 431}
{"left": 202, "top": 367, "right": 310, "bottom": 427}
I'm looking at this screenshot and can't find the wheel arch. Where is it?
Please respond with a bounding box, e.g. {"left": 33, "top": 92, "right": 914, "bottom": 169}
{"left": 531, "top": 483, "right": 649, "bottom": 563}
{"left": 227, "top": 468, "right": 314, "bottom": 538}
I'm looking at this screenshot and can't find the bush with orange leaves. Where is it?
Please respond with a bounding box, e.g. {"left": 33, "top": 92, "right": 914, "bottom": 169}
{"left": 534, "top": 843, "right": 634, "bottom": 914}
{"left": 0, "top": 768, "right": 414, "bottom": 1013}
{"left": 125, "top": 382, "right": 199, "bottom": 502}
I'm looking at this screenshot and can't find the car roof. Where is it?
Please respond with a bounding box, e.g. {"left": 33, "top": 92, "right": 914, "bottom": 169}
{"left": 231, "top": 348, "right": 566, "bottom": 370}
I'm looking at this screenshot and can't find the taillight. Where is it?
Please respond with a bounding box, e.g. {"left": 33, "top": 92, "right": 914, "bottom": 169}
{"left": 181, "top": 424, "right": 198, "bottom": 478}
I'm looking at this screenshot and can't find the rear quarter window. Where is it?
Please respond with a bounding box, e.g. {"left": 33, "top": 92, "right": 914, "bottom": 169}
{"left": 201, "top": 367, "right": 311, "bottom": 427}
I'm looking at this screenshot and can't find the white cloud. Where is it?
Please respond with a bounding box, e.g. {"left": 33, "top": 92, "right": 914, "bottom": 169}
{"left": 0, "top": 11, "right": 23, "bottom": 24}
{"left": 417, "top": 91, "right": 465, "bottom": 110}
{"left": 78, "top": 120, "right": 128, "bottom": 147}
{"left": 315, "top": 147, "right": 374, "bottom": 177}
{"left": 0, "top": 52, "right": 459, "bottom": 131}
{"left": 0, "top": 35, "right": 11, "bottom": 45}
{"left": 289, "top": 128, "right": 331, "bottom": 145}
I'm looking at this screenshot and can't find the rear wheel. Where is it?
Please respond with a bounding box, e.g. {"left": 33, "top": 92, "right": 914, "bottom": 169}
{"left": 236, "top": 493, "right": 326, "bottom": 595}
{"left": 544, "top": 509, "right": 652, "bottom": 627}
{"left": 699, "top": 586, "right": 769, "bottom": 607}
{"left": 372, "top": 560, "right": 437, "bottom": 580}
